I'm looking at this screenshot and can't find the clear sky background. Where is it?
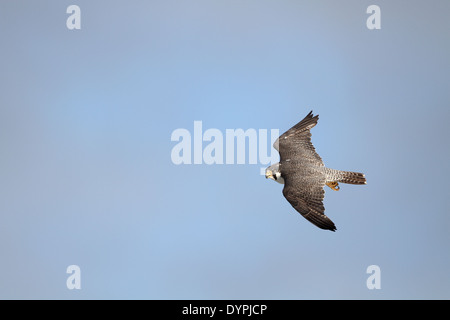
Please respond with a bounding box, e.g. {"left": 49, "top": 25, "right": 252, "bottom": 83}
{"left": 0, "top": 1, "right": 449, "bottom": 299}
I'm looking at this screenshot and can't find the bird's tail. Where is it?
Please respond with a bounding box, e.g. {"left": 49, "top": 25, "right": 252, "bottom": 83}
{"left": 334, "top": 170, "right": 367, "bottom": 185}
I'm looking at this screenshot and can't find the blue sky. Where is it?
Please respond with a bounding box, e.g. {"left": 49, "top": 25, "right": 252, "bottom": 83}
{"left": 0, "top": 1, "right": 449, "bottom": 299}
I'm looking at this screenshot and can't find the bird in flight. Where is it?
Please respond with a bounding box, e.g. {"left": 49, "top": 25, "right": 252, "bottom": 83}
{"left": 265, "top": 111, "right": 366, "bottom": 231}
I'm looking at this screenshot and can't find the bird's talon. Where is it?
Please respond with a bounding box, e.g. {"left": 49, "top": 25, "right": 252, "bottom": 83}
{"left": 326, "top": 181, "right": 340, "bottom": 191}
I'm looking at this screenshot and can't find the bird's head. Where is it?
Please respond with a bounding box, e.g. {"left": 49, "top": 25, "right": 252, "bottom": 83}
{"left": 265, "top": 163, "right": 284, "bottom": 184}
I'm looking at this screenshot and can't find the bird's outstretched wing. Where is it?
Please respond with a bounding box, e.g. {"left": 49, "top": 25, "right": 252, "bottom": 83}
{"left": 282, "top": 178, "right": 336, "bottom": 231}
{"left": 275, "top": 111, "right": 336, "bottom": 231}
{"left": 274, "top": 111, "right": 324, "bottom": 166}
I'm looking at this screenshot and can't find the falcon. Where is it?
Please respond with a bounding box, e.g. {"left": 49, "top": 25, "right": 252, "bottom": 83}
{"left": 265, "top": 111, "right": 366, "bottom": 231}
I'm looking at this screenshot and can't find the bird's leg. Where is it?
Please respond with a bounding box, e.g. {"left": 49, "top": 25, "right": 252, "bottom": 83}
{"left": 326, "top": 181, "right": 340, "bottom": 191}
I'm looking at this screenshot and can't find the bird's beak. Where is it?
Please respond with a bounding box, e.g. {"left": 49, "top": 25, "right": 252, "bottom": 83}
{"left": 265, "top": 170, "right": 273, "bottom": 179}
